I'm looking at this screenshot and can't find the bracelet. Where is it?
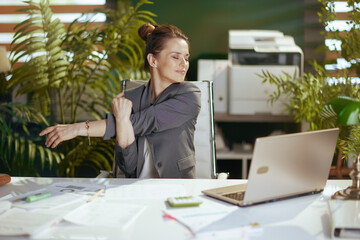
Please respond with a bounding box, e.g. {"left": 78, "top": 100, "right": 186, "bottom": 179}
{"left": 85, "top": 120, "right": 91, "bottom": 145}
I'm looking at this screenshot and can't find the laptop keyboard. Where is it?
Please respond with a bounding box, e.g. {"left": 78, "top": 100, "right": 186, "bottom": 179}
{"left": 223, "top": 191, "right": 245, "bottom": 201}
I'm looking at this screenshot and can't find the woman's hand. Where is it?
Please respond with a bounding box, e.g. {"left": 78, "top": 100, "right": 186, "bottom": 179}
{"left": 112, "top": 92, "right": 133, "bottom": 121}
{"left": 39, "top": 124, "right": 79, "bottom": 148}
{"left": 39, "top": 120, "right": 107, "bottom": 148}
{"left": 112, "top": 92, "right": 135, "bottom": 148}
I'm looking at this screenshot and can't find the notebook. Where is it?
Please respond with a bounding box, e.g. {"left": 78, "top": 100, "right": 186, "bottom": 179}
{"left": 202, "top": 128, "right": 339, "bottom": 206}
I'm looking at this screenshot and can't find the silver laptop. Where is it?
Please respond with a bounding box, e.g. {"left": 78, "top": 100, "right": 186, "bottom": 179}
{"left": 202, "top": 128, "right": 339, "bottom": 206}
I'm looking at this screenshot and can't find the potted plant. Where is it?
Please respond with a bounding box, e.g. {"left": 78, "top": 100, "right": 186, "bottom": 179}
{"left": 259, "top": 0, "right": 360, "bottom": 176}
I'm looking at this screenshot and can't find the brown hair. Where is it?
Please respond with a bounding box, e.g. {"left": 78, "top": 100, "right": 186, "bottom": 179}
{"left": 138, "top": 23, "right": 189, "bottom": 71}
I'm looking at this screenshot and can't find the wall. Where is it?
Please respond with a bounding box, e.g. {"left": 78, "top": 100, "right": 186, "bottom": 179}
{"left": 141, "top": 0, "right": 305, "bottom": 80}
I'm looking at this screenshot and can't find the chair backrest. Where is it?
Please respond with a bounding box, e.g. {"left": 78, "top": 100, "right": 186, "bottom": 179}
{"left": 191, "top": 81, "right": 217, "bottom": 178}
{"left": 120, "top": 79, "right": 217, "bottom": 179}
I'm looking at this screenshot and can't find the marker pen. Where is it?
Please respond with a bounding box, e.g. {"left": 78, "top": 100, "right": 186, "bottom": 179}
{"left": 26, "top": 192, "right": 51, "bottom": 203}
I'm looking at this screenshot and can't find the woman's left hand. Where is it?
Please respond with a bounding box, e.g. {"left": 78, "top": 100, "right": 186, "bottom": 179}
{"left": 112, "top": 92, "right": 135, "bottom": 148}
{"left": 112, "top": 92, "right": 133, "bottom": 121}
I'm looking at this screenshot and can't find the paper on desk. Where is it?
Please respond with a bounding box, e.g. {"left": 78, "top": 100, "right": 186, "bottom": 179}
{"left": 0, "top": 208, "right": 60, "bottom": 236}
{"left": 105, "top": 184, "right": 186, "bottom": 200}
{"left": 164, "top": 200, "right": 237, "bottom": 233}
{"left": 63, "top": 200, "right": 146, "bottom": 229}
{"left": 8, "top": 181, "right": 105, "bottom": 202}
{"left": 192, "top": 225, "right": 263, "bottom": 240}
{"left": 12, "top": 192, "right": 87, "bottom": 210}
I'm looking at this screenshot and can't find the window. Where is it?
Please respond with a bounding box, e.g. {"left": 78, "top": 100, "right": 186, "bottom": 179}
{"left": 0, "top": 0, "right": 106, "bottom": 63}
{"left": 323, "top": 1, "right": 359, "bottom": 81}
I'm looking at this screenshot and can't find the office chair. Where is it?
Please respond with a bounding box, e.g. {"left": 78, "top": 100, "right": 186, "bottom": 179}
{"left": 97, "top": 79, "right": 218, "bottom": 179}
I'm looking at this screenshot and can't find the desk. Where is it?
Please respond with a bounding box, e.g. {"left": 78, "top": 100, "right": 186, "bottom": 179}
{"left": 0, "top": 177, "right": 352, "bottom": 240}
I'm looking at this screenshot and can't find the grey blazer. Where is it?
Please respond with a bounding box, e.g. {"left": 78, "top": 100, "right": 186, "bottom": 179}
{"left": 103, "top": 81, "right": 201, "bottom": 178}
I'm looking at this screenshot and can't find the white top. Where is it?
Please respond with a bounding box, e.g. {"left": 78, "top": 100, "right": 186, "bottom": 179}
{"left": 138, "top": 138, "right": 159, "bottom": 178}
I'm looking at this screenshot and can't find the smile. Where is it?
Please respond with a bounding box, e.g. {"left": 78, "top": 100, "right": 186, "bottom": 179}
{"left": 176, "top": 70, "right": 186, "bottom": 75}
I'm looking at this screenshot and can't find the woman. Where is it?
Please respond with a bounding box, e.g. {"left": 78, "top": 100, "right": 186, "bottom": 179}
{"left": 40, "top": 23, "right": 201, "bottom": 178}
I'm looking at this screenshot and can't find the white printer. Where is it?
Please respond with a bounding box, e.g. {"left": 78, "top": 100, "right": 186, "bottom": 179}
{"left": 228, "top": 30, "right": 303, "bottom": 115}
{"left": 198, "top": 30, "right": 303, "bottom": 115}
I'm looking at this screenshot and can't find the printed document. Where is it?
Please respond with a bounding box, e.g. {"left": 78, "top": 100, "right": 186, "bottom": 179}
{"left": 63, "top": 200, "right": 146, "bottom": 229}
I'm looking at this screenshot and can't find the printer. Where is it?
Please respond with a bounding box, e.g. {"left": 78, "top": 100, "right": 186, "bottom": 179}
{"left": 198, "top": 30, "right": 303, "bottom": 115}
{"left": 228, "top": 30, "right": 303, "bottom": 115}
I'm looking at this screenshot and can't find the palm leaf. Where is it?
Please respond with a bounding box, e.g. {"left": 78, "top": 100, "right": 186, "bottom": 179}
{"left": 9, "top": 0, "right": 69, "bottom": 118}
{"left": 57, "top": 138, "right": 114, "bottom": 177}
{"left": 0, "top": 102, "right": 64, "bottom": 176}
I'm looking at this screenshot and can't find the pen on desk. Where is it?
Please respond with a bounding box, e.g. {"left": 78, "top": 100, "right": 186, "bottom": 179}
{"left": 26, "top": 192, "right": 51, "bottom": 203}
{"left": 87, "top": 189, "right": 104, "bottom": 203}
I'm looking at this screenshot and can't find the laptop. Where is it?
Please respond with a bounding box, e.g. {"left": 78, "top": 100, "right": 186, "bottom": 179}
{"left": 202, "top": 128, "right": 339, "bottom": 206}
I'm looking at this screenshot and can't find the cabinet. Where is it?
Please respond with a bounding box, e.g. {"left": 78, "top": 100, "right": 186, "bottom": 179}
{"left": 214, "top": 113, "right": 299, "bottom": 179}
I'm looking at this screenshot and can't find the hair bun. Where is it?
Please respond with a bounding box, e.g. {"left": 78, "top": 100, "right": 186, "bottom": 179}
{"left": 138, "top": 23, "right": 156, "bottom": 41}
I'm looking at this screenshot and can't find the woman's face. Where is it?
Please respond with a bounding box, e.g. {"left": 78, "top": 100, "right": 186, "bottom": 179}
{"left": 152, "top": 37, "right": 189, "bottom": 83}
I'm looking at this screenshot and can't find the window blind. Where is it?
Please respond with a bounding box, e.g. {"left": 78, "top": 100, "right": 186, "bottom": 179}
{"left": 0, "top": 0, "right": 106, "bottom": 64}
{"left": 324, "top": 0, "right": 359, "bottom": 79}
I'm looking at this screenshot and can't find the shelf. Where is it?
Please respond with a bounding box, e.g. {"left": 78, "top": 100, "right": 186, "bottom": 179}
{"left": 216, "top": 151, "right": 252, "bottom": 160}
{"left": 214, "top": 113, "right": 295, "bottom": 123}
{"left": 216, "top": 151, "right": 253, "bottom": 179}
{"left": 214, "top": 113, "right": 297, "bottom": 178}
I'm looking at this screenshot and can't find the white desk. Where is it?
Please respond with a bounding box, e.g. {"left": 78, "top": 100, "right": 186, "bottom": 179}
{"left": 0, "top": 177, "right": 352, "bottom": 240}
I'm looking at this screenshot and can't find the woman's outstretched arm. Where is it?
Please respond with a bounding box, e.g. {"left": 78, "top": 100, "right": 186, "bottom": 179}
{"left": 39, "top": 119, "right": 107, "bottom": 148}
{"left": 40, "top": 92, "right": 135, "bottom": 149}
